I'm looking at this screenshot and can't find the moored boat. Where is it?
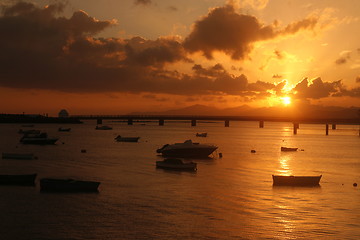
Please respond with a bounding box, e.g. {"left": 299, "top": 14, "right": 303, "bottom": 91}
{"left": 20, "top": 132, "right": 58, "bottom": 145}
{"left": 114, "top": 135, "right": 140, "bottom": 142}
{"left": 40, "top": 178, "right": 100, "bottom": 192}
{"left": 95, "top": 125, "right": 112, "bottom": 130}
{"left": 196, "top": 132, "right": 207, "bottom": 137}
{"left": 0, "top": 174, "right": 37, "bottom": 185}
{"left": 272, "top": 175, "right": 322, "bottom": 186}
{"left": 18, "top": 129, "right": 41, "bottom": 134}
{"left": 281, "top": 147, "right": 298, "bottom": 152}
{"left": 156, "top": 139, "right": 217, "bottom": 158}
{"left": 58, "top": 127, "right": 71, "bottom": 132}
{"left": 156, "top": 158, "right": 197, "bottom": 171}
{"left": 2, "top": 152, "right": 36, "bottom": 160}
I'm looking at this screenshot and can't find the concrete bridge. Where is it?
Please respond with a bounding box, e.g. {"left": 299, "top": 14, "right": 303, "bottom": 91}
{"left": 72, "top": 114, "right": 360, "bottom": 135}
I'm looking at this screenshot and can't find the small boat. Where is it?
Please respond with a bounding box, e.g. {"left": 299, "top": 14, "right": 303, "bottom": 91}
{"left": 272, "top": 175, "right": 322, "bottom": 186}
{"left": 196, "top": 132, "right": 207, "bottom": 137}
{"left": 156, "top": 139, "right": 218, "bottom": 158}
{"left": 20, "top": 132, "right": 59, "bottom": 145}
{"left": 281, "top": 147, "right": 298, "bottom": 152}
{"left": 156, "top": 158, "right": 197, "bottom": 171}
{"left": 0, "top": 174, "right": 37, "bottom": 185}
{"left": 2, "top": 152, "right": 36, "bottom": 160}
{"left": 114, "top": 135, "right": 140, "bottom": 142}
{"left": 40, "top": 178, "right": 101, "bottom": 192}
{"left": 18, "top": 129, "right": 41, "bottom": 134}
{"left": 95, "top": 125, "right": 112, "bottom": 130}
{"left": 58, "top": 127, "right": 71, "bottom": 132}
{"left": 21, "top": 124, "right": 34, "bottom": 127}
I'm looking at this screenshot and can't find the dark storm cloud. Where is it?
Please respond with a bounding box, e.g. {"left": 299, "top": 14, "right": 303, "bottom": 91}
{"left": 183, "top": 5, "right": 320, "bottom": 60}
{"left": 0, "top": 1, "right": 357, "bottom": 101}
{"left": 293, "top": 77, "right": 360, "bottom": 99}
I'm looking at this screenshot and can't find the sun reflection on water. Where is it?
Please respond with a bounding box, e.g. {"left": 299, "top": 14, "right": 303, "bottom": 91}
{"left": 278, "top": 154, "right": 293, "bottom": 175}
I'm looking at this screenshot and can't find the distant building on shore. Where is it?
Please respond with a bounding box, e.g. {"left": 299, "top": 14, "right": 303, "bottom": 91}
{"left": 58, "top": 109, "right": 69, "bottom": 118}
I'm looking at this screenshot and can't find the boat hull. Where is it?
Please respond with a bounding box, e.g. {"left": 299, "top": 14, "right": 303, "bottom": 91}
{"left": 161, "top": 147, "right": 217, "bottom": 158}
{"left": 21, "top": 138, "right": 58, "bottom": 145}
{"left": 281, "top": 147, "right": 298, "bottom": 152}
{"left": 2, "top": 153, "right": 35, "bottom": 160}
{"left": 40, "top": 178, "right": 100, "bottom": 192}
{"left": 0, "top": 174, "right": 37, "bottom": 185}
{"left": 156, "top": 161, "right": 197, "bottom": 171}
{"left": 115, "top": 137, "right": 140, "bottom": 142}
{"left": 272, "top": 175, "right": 322, "bottom": 186}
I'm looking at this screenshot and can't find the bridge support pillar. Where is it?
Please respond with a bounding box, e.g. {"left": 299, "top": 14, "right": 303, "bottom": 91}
{"left": 97, "top": 118, "right": 102, "bottom": 125}
{"left": 326, "top": 124, "right": 329, "bottom": 135}
{"left": 332, "top": 124, "right": 336, "bottom": 130}
{"left": 293, "top": 123, "right": 299, "bottom": 134}
{"left": 259, "top": 121, "right": 264, "bottom": 128}
{"left": 159, "top": 119, "right": 164, "bottom": 126}
{"left": 128, "top": 118, "right": 133, "bottom": 125}
{"left": 225, "top": 120, "right": 230, "bottom": 127}
{"left": 191, "top": 119, "right": 197, "bottom": 127}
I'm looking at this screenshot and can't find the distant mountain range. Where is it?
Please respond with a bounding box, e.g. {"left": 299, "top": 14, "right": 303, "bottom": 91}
{"left": 129, "top": 104, "right": 360, "bottom": 120}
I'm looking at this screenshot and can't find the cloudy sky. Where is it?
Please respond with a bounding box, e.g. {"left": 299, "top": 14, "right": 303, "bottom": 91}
{"left": 0, "top": 0, "right": 359, "bottom": 115}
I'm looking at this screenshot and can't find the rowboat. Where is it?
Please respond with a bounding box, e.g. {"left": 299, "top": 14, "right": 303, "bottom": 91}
{"left": 40, "top": 178, "right": 100, "bottom": 192}
{"left": 272, "top": 175, "right": 322, "bottom": 186}
{"left": 2, "top": 152, "right": 36, "bottom": 160}
{"left": 114, "top": 135, "right": 140, "bottom": 142}
{"left": 0, "top": 174, "right": 37, "bottom": 185}
{"left": 281, "top": 147, "right": 298, "bottom": 152}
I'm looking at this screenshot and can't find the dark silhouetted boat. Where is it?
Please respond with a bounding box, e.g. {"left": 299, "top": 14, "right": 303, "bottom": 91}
{"left": 156, "top": 158, "right": 197, "bottom": 171}
{"left": 58, "top": 127, "right": 71, "bottom": 132}
{"left": 95, "top": 125, "right": 112, "bottom": 130}
{"left": 196, "top": 132, "right": 207, "bottom": 137}
{"left": 114, "top": 135, "right": 140, "bottom": 142}
{"left": 281, "top": 147, "right": 298, "bottom": 152}
{"left": 0, "top": 174, "right": 37, "bottom": 185}
{"left": 18, "top": 129, "right": 41, "bottom": 134}
{"left": 20, "top": 132, "right": 58, "bottom": 145}
{"left": 2, "top": 152, "right": 36, "bottom": 160}
{"left": 272, "top": 175, "right": 322, "bottom": 186}
{"left": 40, "top": 178, "right": 100, "bottom": 192}
{"left": 156, "top": 139, "right": 217, "bottom": 158}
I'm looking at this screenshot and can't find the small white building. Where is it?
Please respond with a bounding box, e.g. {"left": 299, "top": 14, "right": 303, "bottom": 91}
{"left": 58, "top": 109, "right": 69, "bottom": 118}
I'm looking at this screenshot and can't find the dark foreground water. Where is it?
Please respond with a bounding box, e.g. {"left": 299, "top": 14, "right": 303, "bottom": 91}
{"left": 0, "top": 121, "right": 359, "bottom": 239}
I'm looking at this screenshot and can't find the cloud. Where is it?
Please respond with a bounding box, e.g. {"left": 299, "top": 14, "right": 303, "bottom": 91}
{"left": 356, "top": 76, "right": 360, "bottom": 83}
{"left": 272, "top": 74, "right": 283, "bottom": 79}
{"left": 183, "top": 5, "right": 320, "bottom": 60}
{"left": 293, "top": 77, "right": 360, "bottom": 99}
{"left": 0, "top": 1, "right": 357, "bottom": 103}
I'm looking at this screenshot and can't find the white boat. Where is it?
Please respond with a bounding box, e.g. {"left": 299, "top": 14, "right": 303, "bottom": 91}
{"left": 156, "top": 139, "right": 218, "bottom": 158}
{"left": 95, "top": 125, "right": 112, "bottom": 130}
{"left": 156, "top": 158, "right": 197, "bottom": 171}
{"left": 2, "top": 152, "right": 36, "bottom": 160}
{"left": 196, "top": 132, "right": 207, "bottom": 137}
{"left": 20, "top": 132, "right": 58, "bottom": 145}
{"left": 281, "top": 147, "right": 298, "bottom": 152}
{"left": 114, "top": 135, "right": 140, "bottom": 142}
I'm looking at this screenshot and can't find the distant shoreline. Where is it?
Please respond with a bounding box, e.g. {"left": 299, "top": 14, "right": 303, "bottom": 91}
{"left": 0, "top": 114, "right": 82, "bottom": 124}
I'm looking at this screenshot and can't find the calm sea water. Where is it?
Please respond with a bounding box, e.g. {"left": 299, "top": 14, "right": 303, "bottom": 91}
{"left": 0, "top": 120, "right": 359, "bottom": 240}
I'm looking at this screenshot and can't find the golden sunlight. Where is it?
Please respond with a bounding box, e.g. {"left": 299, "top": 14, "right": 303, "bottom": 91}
{"left": 281, "top": 96, "right": 291, "bottom": 106}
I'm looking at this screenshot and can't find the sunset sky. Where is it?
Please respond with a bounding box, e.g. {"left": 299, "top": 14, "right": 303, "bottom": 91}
{"left": 0, "top": 0, "right": 359, "bottom": 116}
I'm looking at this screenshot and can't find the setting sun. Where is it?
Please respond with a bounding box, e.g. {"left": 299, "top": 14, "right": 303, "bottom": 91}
{"left": 281, "top": 96, "right": 291, "bottom": 106}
